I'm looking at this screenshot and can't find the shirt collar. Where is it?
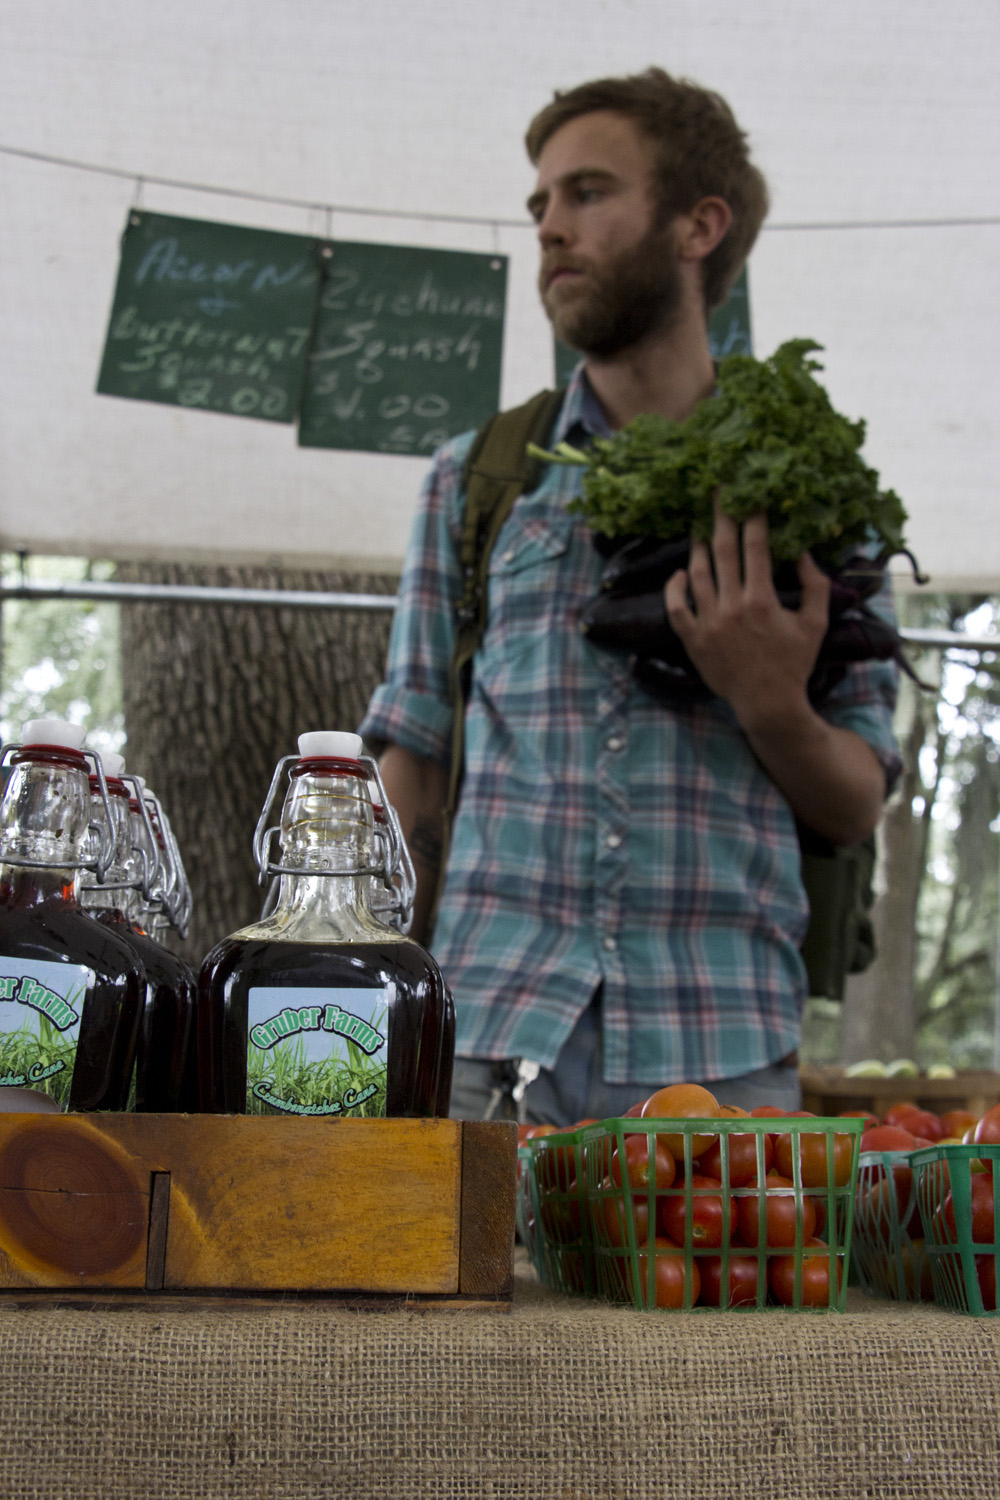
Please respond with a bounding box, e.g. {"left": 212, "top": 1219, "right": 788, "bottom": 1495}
{"left": 553, "top": 362, "right": 613, "bottom": 444}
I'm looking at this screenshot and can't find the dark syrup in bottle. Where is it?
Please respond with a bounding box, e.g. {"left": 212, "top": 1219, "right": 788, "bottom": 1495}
{"left": 0, "top": 887, "right": 143, "bottom": 1111}
{"left": 199, "top": 935, "right": 447, "bottom": 1116}
{"left": 198, "top": 731, "right": 453, "bottom": 1119}
{"left": 0, "top": 730, "right": 143, "bottom": 1111}
{"left": 96, "top": 911, "right": 196, "bottom": 1111}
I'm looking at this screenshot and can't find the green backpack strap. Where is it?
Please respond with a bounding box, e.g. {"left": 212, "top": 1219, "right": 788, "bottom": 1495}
{"left": 433, "top": 387, "right": 565, "bottom": 921}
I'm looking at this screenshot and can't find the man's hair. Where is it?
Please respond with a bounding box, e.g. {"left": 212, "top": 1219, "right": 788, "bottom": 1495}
{"left": 525, "top": 67, "right": 769, "bottom": 313}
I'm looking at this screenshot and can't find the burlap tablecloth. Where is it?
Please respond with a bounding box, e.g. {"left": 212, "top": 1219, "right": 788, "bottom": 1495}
{"left": 2, "top": 1252, "right": 998, "bottom": 1500}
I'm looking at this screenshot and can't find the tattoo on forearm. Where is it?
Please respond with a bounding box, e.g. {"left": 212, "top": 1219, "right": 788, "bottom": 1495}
{"left": 410, "top": 816, "right": 443, "bottom": 870}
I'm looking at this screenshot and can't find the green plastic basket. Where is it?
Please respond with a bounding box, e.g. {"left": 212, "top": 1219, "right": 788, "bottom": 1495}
{"left": 912, "top": 1143, "right": 999, "bottom": 1316}
{"left": 853, "top": 1149, "right": 933, "bottom": 1301}
{"left": 516, "top": 1127, "right": 597, "bottom": 1296}
{"left": 521, "top": 1115, "right": 862, "bottom": 1311}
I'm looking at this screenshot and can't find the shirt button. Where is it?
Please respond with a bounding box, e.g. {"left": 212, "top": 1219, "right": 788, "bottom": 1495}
{"left": 605, "top": 832, "right": 623, "bottom": 849}
{"left": 606, "top": 735, "right": 624, "bottom": 752}
{"left": 603, "top": 936, "right": 617, "bottom": 952}
{"left": 501, "top": 548, "right": 516, "bottom": 564}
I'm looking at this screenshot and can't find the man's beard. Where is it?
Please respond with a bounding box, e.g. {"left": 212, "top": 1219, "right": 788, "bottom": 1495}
{"left": 540, "top": 222, "right": 685, "bottom": 358}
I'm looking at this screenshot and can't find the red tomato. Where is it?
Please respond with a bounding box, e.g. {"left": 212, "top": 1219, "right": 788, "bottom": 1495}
{"left": 973, "top": 1104, "right": 1000, "bottom": 1150}
{"left": 749, "top": 1105, "right": 789, "bottom": 1120}
{"left": 534, "top": 1133, "right": 579, "bottom": 1193}
{"left": 860, "top": 1124, "right": 918, "bottom": 1153}
{"left": 859, "top": 1171, "right": 919, "bottom": 1243}
{"left": 776, "top": 1126, "right": 854, "bottom": 1188}
{"left": 610, "top": 1133, "right": 676, "bottom": 1195}
{"left": 976, "top": 1254, "right": 998, "bottom": 1311}
{"left": 626, "top": 1237, "right": 700, "bottom": 1309}
{"left": 641, "top": 1084, "right": 720, "bottom": 1158}
{"left": 882, "top": 1102, "right": 922, "bottom": 1129}
{"left": 943, "top": 1171, "right": 997, "bottom": 1245}
{"left": 660, "top": 1174, "right": 738, "bottom": 1249}
{"left": 698, "top": 1252, "right": 762, "bottom": 1308}
{"left": 901, "top": 1109, "right": 945, "bottom": 1142}
{"left": 736, "top": 1171, "right": 816, "bottom": 1249}
{"left": 597, "top": 1183, "right": 651, "bottom": 1249}
{"left": 840, "top": 1109, "right": 878, "bottom": 1130}
{"left": 539, "top": 1195, "right": 582, "bottom": 1244}
{"left": 697, "top": 1128, "right": 773, "bottom": 1188}
{"left": 769, "top": 1239, "right": 841, "bottom": 1308}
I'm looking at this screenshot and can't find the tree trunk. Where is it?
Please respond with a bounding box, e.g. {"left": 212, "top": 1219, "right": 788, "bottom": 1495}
{"left": 116, "top": 561, "right": 397, "bottom": 969}
{"left": 839, "top": 644, "right": 940, "bottom": 1065}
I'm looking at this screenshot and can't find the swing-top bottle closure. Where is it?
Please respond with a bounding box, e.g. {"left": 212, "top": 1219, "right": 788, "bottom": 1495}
{"left": 369, "top": 782, "right": 416, "bottom": 933}
{"left": 253, "top": 731, "right": 403, "bottom": 886}
{"left": 78, "top": 753, "right": 165, "bottom": 910}
{"left": 0, "top": 719, "right": 117, "bottom": 881}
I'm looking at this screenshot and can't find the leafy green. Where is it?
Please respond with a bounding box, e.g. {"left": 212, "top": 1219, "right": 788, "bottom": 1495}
{"left": 531, "top": 339, "right": 908, "bottom": 564}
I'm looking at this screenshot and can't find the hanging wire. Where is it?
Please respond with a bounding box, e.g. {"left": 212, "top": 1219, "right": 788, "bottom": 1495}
{"left": 2, "top": 143, "right": 998, "bottom": 235}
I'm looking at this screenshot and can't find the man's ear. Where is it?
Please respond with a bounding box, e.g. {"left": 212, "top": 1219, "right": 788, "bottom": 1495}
{"left": 675, "top": 196, "right": 732, "bottom": 263}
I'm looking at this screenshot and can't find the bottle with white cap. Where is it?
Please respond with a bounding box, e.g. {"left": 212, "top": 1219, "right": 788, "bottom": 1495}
{"left": 77, "top": 751, "right": 197, "bottom": 1112}
{"left": 0, "top": 720, "right": 144, "bottom": 1112}
{"left": 198, "top": 731, "right": 454, "bottom": 1118}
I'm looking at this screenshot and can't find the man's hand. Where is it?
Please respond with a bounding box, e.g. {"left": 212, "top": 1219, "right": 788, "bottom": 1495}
{"left": 663, "top": 503, "right": 885, "bottom": 845}
{"left": 663, "top": 504, "right": 830, "bottom": 731}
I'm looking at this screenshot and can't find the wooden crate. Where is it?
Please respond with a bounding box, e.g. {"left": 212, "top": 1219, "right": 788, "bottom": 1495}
{"left": 0, "top": 1113, "right": 516, "bottom": 1308}
{"left": 800, "top": 1067, "right": 1000, "bottom": 1123}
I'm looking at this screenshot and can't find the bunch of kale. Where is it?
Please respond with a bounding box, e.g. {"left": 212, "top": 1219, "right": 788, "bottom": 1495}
{"left": 534, "top": 339, "right": 924, "bottom": 705}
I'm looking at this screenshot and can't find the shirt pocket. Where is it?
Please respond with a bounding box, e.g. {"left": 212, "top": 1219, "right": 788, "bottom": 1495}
{"left": 482, "top": 512, "right": 575, "bottom": 658}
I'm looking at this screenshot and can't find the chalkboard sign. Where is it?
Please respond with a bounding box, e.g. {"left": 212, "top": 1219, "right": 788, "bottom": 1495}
{"left": 553, "top": 266, "right": 753, "bottom": 385}
{"left": 298, "top": 242, "right": 507, "bottom": 456}
{"left": 97, "top": 212, "right": 324, "bottom": 423}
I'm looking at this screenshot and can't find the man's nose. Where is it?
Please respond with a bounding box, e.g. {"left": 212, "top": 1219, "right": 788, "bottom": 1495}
{"left": 537, "top": 197, "right": 572, "bottom": 248}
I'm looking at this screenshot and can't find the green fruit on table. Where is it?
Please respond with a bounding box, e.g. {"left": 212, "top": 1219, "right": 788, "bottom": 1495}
{"left": 844, "top": 1060, "right": 888, "bottom": 1078}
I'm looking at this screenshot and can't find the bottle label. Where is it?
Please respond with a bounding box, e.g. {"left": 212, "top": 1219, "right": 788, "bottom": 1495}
{"left": 246, "top": 986, "right": 388, "bottom": 1117}
{"left": 0, "top": 956, "right": 91, "bottom": 1108}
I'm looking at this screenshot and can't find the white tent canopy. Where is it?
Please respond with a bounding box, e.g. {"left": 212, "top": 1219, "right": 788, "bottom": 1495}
{"left": 1, "top": 0, "right": 997, "bottom": 590}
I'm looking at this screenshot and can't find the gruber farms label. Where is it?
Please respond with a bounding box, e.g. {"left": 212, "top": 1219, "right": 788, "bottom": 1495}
{"left": 0, "top": 957, "right": 90, "bottom": 1108}
{"left": 246, "top": 986, "right": 388, "bottom": 1116}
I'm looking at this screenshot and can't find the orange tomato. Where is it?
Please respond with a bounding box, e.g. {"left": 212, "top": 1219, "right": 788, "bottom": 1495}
{"left": 640, "top": 1083, "right": 720, "bottom": 1158}
{"left": 775, "top": 1125, "right": 854, "bottom": 1188}
{"left": 940, "top": 1109, "right": 978, "bottom": 1140}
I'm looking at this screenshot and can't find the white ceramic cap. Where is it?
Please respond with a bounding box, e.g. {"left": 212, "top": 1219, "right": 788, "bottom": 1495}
{"left": 102, "top": 751, "right": 126, "bottom": 778}
{"left": 297, "top": 731, "right": 363, "bottom": 759}
{"left": 21, "top": 718, "right": 86, "bottom": 751}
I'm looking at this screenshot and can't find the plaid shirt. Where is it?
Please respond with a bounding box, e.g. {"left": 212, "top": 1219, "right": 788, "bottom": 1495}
{"left": 360, "top": 369, "right": 901, "bottom": 1085}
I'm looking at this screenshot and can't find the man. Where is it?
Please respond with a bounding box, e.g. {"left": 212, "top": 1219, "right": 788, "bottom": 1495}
{"left": 360, "top": 68, "right": 900, "bottom": 1123}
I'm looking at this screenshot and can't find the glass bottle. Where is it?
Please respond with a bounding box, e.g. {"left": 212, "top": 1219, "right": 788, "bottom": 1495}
{"left": 198, "top": 731, "right": 453, "bottom": 1118}
{"left": 0, "top": 720, "right": 144, "bottom": 1111}
{"left": 137, "top": 787, "right": 200, "bottom": 1111}
{"left": 78, "top": 754, "right": 197, "bottom": 1112}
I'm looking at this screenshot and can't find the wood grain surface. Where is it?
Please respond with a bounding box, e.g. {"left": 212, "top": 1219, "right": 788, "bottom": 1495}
{"left": 0, "top": 1114, "right": 517, "bottom": 1299}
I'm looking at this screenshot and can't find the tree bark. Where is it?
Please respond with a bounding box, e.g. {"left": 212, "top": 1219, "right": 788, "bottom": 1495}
{"left": 116, "top": 561, "right": 397, "bottom": 969}
{"left": 839, "top": 646, "right": 940, "bottom": 1064}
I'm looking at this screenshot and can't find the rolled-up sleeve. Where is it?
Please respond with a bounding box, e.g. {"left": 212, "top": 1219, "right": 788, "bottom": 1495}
{"left": 359, "top": 432, "right": 474, "bottom": 766}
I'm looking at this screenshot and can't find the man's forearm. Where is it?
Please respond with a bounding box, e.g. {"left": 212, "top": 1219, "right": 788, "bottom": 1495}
{"left": 378, "top": 743, "right": 451, "bottom": 943}
{"left": 739, "top": 700, "right": 887, "bottom": 846}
